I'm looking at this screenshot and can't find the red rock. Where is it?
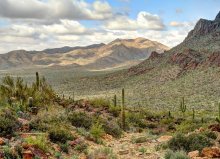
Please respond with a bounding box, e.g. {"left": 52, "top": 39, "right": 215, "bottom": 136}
{"left": 22, "top": 150, "right": 33, "bottom": 159}
{"left": 209, "top": 124, "right": 220, "bottom": 132}
{"left": 188, "top": 150, "right": 199, "bottom": 158}
{"left": 201, "top": 147, "right": 220, "bottom": 158}
{"left": 157, "top": 135, "right": 172, "bottom": 142}
{"left": 0, "top": 138, "right": 5, "bottom": 145}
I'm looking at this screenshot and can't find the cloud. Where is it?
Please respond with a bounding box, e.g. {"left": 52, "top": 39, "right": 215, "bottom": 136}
{"left": 169, "top": 21, "right": 195, "bottom": 28}
{"left": 104, "top": 11, "right": 165, "bottom": 31}
{"left": 0, "top": 0, "right": 114, "bottom": 20}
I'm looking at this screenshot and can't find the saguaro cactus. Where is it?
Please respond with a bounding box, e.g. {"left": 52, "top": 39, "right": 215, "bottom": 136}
{"left": 192, "top": 108, "right": 195, "bottom": 120}
{"left": 216, "top": 103, "right": 220, "bottom": 123}
{"left": 113, "top": 95, "right": 117, "bottom": 107}
{"left": 121, "top": 88, "right": 126, "bottom": 130}
{"left": 28, "top": 97, "right": 33, "bottom": 108}
{"left": 36, "top": 72, "right": 40, "bottom": 90}
{"left": 180, "top": 97, "right": 187, "bottom": 116}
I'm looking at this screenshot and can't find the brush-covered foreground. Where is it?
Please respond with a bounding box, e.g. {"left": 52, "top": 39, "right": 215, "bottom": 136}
{"left": 0, "top": 73, "right": 219, "bottom": 159}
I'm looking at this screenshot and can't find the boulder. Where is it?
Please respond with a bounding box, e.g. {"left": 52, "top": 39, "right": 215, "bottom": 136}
{"left": 188, "top": 150, "right": 199, "bottom": 158}
{"left": 0, "top": 138, "right": 5, "bottom": 145}
{"left": 157, "top": 135, "right": 172, "bottom": 142}
{"left": 201, "top": 147, "right": 220, "bottom": 158}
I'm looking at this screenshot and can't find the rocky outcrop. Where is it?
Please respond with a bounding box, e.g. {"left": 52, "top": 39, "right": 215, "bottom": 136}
{"left": 170, "top": 49, "right": 203, "bottom": 69}
{"left": 185, "top": 12, "right": 220, "bottom": 40}
{"left": 201, "top": 147, "right": 220, "bottom": 158}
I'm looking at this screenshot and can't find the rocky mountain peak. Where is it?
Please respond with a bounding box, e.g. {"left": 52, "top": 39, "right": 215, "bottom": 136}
{"left": 215, "top": 11, "right": 220, "bottom": 21}
{"left": 185, "top": 11, "right": 220, "bottom": 40}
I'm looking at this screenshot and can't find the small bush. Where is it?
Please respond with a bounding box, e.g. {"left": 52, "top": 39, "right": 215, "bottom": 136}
{"left": 176, "top": 120, "right": 203, "bottom": 133}
{"left": 24, "top": 135, "right": 49, "bottom": 152}
{"left": 90, "top": 98, "right": 110, "bottom": 108}
{"left": 203, "top": 130, "right": 217, "bottom": 140}
{"left": 90, "top": 122, "right": 105, "bottom": 142}
{"left": 101, "top": 119, "right": 122, "bottom": 138}
{"left": 165, "top": 150, "right": 190, "bottom": 159}
{"left": 0, "top": 108, "right": 18, "bottom": 137}
{"left": 68, "top": 111, "right": 92, "bottom": 129}
{"left": 48, "top": 126, "right": 74, "bottom": 144}
{"left": 87, "top": 147, "right": 117, "bottom": 159}
{"left": 109, "top": 106, "right": 121, "bottom": 117}
{"left": 131, "top": 136, "right": 148, "bottom": 143}
{"left": 168, "top": 132, "right": 213, "bottom": 152}
{"left": 187, "top": 133, "right": 212, "bottom": 152}
{"left": 60, "top": 143, "right": 69, "bottom": 153}
{"left": 127, "top": 112, "right": 147, "bottom": 128}
{"left": 74, "top": 141, "right": 88, "bottom": 153}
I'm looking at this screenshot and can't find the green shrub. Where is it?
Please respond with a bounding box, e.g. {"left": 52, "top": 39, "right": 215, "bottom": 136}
{"left": 74, "top": 141, "right": 88, "bottom": 153}
{"left": 87, "top": 147, "right": 117, "bottom": 159}
{"left": 176, "top": 120, "right": 203, "bottom": 133}
{"left": 165, "top": 150, "right": 190, "bottom": 159}
{"left": 127, "top": 112, "right": 147, "bottom": 128}
{"left": 203, "top": 130, "right": 217, "bottom": 140}
{"left": 131, "top": 136, "right": 148, "bottom": 143}
{"left": 0, "top": 108, "right": 18, "bottom": 137}
{"left": 101, "top": 119, "right": 122, "bottom": 138}
{"left": 24, "top": 135, "right": 49, "bottom": 152}
{"left": 60, "top": 143, "right": 69, "bottom": 153}
{"left": 168, "top": 132, "right": 213, "bottom": 152}
{"left": 90, "top": 98, "right": 110, "bottom": 108}
{"left": 109, "top": 106, "right": 121, "bottom": 117}
{"left": 48, "top": 126, "right": 74, "bottom": 144}
{"left": 90, "top": 122, "right": 105, "bottom": 142}
{"left": 187, "top": 133, "right": 212, "bottom": 152}
{"left": 68, "top": 111, "right": 92, "bottom": 129}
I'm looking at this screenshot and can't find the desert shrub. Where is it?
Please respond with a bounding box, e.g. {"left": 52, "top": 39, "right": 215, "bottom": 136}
{"left": 30, "top": 107, "right": 68, "bottom": 132}
{"left": 24, "top": 135, "right": 49, "bottom": 152}
{"left": 176, "top": 120, "right": 203, "bottom": 133}
{"left": 3, "top": 146, "right": 17, "bottom": 159}
{"left": 87, "top": 147, "right": 117, "bottom": 159}
{"left": 146, "top": 123, "right": 157, "bottom": 129}
{"left": 77, "top": 128, "right": 93, "bottom": 140}
{"left": 202, "top": 130, "right": 217, "bottom": 140}
{"left": 48, "top": 126, "right": 74, "bottom": 144}
{"left": 168, "top": 133, "right": 213, "bottom": 152}
{"left": 131, "top": 136, "right": 148, "bottom": 143}
{"left": 100, "top": 119, "right": 122, "bottom": 138}
{"left": 108, "top": 106, "right": 121, "bottom": 117}
{"left": 164, "top": 150, "right": 190, "bottom": 159}
{"left": 90, "top": 98, "right": 110, "bottom": 108}
{"left": 90, "top": 122, "right": 105, "bottom": 142}
{"left": 60, "top": 143, "right": 69, "bottom": 153}
{"left": 127, "top": 112, "right": 147, "bottom": 128}
{"left": 0, "top": 108, "right": 18, "bottom": 137}
{"left": 74, "top": 141, "right": 88, "bottom": 153}
{"left": 68, "top": 111, "right": 92, "bottom": 129}
{"left": 187, "top": 133, "right": 212, "bottom": 152}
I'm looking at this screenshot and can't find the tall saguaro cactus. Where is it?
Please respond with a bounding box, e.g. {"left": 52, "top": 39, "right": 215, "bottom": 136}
{"left": 121, "top": 88, "right": 126, "bottom": 130}
{"left": 113, "top": 95, "right": 117, "bottom": 107}
{"left": 192, "top": 108, "right": 195, "bottom": 120}
{"left": 216, "top": 103, "right": 220, "bottom": 123}
{"left": 36, "top": 72, "right": 40, "bottom": 90}
{"left": 180, "top": 97, "right": 187, "bottom": 116}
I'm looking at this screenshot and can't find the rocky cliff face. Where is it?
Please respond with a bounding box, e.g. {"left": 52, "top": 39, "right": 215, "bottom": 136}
{"left": 185, "top": 12, "right": 220, "bottom": 40}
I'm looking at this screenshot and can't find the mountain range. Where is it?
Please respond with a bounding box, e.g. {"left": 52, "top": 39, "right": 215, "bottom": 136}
{"left": 0, "top": 38, "right": 169, "bottom": 70}
{"left": 58, "top": 11, "right": 220, "bottom": 110}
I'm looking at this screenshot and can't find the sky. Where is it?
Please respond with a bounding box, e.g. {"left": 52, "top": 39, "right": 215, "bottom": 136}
{"left": 0, "top": 0, "right": 219, "bottom": 54}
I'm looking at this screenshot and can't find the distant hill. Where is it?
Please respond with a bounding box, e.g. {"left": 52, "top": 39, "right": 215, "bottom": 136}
{"left": 0, "top": 38, "right": 169, "bottom": 70}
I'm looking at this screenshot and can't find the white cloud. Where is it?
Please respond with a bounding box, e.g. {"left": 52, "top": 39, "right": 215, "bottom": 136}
{"left": 0, "top": 1, "right": 196, "bottom": 54}
{"left": 104, "top": 11, "right": 165, "bottom": 31}
{"left": 0, "top": 0, "right": 114, "bottom": 20}
{"left": 169, "top": 21, "right": 194, "bottom": 28}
